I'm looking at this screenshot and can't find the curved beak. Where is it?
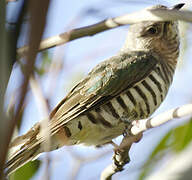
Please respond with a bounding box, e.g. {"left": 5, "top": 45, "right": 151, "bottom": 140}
{"left": 172, "top": 3, "right": 185, "bottom": 10}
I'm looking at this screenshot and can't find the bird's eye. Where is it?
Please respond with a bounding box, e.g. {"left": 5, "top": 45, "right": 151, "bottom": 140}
{"left": 147, "top": 26, "right": 158, "bottom": 35}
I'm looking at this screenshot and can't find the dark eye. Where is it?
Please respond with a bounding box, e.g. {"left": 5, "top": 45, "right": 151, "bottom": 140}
{"left": 147, "top": 27, "right": 158, "bottom": 35}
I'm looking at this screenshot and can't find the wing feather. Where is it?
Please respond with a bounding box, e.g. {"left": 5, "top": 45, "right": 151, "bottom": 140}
{"left": 49, "top": 51, "right": 158, "bottom": 134}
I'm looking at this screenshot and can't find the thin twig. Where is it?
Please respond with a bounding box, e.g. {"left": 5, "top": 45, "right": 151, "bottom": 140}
{"left": 29, "top": 75, "right": 51, "bottom": 179}
{"left": 17, "top": 8, "right": 192, "bottom": 58}
{"left": 30, "top": 76, "right": 50, "bottom": 118}
{"left": 6, "top": 0, "right": 17, "bottom": 2}
{"left": 68, "top": 148, "right": 111, "bottom": 180}
{"left": 101, "top": 103, "right": 192, "bottom": 180}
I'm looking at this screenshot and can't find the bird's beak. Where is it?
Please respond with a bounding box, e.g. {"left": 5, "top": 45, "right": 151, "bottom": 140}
{"left": 172, "top": 3, "right": 185, "bottom": 10}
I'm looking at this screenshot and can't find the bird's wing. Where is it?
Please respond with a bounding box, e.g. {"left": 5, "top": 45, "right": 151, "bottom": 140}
{"left": 50, "top": 51, "right": 158, "bottom": 134}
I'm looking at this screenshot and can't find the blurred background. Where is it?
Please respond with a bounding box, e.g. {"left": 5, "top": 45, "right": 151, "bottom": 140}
{"left": 2, "top": 0, "right": 192, "bottom": 179}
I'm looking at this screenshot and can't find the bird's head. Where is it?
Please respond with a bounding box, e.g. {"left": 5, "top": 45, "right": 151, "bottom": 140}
{"left": 121, "top": 4, "right": 184, "bottom": 65}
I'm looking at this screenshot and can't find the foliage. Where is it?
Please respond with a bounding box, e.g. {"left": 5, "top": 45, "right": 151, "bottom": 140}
{"left": 10, "top": 160, "right": 41, "bottom": 180}
{"left": 35, "top": 51, "right": 52, "bottom": 76}
{"left": 139, "top": 118, "right": 192, "bottom": 180}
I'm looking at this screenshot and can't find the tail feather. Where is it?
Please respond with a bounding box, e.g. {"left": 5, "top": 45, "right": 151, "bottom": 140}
{"left": 5, "top": 143, "right": 41, "bottom": 175}
{"left": 10, "top": 123, "right": 40, "bottom": 148}
{"left": 5, "top": 123, "right": 41, "bottom": 175}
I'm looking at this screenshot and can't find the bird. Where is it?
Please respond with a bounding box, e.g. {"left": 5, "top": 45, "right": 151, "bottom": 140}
{"left": 5, "top": 3, "right": 184, "bottom": 175}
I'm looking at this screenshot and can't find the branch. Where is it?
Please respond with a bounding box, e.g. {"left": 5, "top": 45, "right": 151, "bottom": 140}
{"left": 17, "top": 8, "right": 192, "bottom": 58}
{"left": 131, "top": 103, "right": 192, "bottom": 135}
{"left": 0, "top": 0, "right": 50, "bottom": 179}
{"left": 6, "top": 0, "right": 17, "bottom": 3}
{"left": 101, "top": 103, "right": 192, "bottom": 180}
{"left": 30, "top": 75, "right": 51, "bottom": 179}
{"left": 100, "top": 134, "right": 143, "bottom": 180}
{"left": 67, "top": 149, "right": 111, "bottom": 180}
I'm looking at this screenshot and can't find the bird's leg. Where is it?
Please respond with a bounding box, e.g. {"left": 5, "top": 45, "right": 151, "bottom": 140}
{"left": 120, "top": 114, "right": 142, "bottom": 137}
{"left": 119, "top": 115, "right": 135, "bottom": 136}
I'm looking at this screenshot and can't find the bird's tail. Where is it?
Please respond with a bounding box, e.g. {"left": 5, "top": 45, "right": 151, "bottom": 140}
{"left": 4, "top": 123, "right": 42, "bottom": 175}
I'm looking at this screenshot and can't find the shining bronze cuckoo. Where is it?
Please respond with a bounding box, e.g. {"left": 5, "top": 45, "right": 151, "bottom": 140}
{"left": 5, "top": 3, "right": 184, "bottom": 175}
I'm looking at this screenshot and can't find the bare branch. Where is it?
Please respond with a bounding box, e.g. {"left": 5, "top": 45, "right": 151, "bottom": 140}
{"left": 30, "top": 75, "right": 51, "bottom": 179}
{"left": 30, "top": 76, "right": 50, "bottom": 118}
{"left": 6, "top": 0, "right": 17, "bottom": 3}
{"left": 0, "top": 0, "right": 50, "bottom": 178}
{"left": 101, "top": 103, "right": 192, "bottom": 180}
{"left": 17, "top": 8, "right": 192, "bottom": 58}
{"left": 131, "top": 103, "right": 192, "bottom": 135}
{"left": 68, "top": 149, "right": 111, "bottom": 180}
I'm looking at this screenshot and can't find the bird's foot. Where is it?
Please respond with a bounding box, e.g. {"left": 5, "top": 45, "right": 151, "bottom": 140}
{"left": 122, "top": 119, "right": 142, "bottom": 137}
{"left": 120, "top": 116, "right": 132, "bottom": 124}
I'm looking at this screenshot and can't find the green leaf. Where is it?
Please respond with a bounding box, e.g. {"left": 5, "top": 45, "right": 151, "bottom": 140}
{"left": 139, "top": 131, "right": 172, "bottom": 180}
{"left": 139, "top": 118, "right": 192, "bottom": 180}
{"left": 35, "top": 50, "right": 52, "bottom": 76}
{"left": 172, "top": 119, "right": 192, "bottom": 152}
{"left": 10, "top": 160, "right": 41, "bottom": 180}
